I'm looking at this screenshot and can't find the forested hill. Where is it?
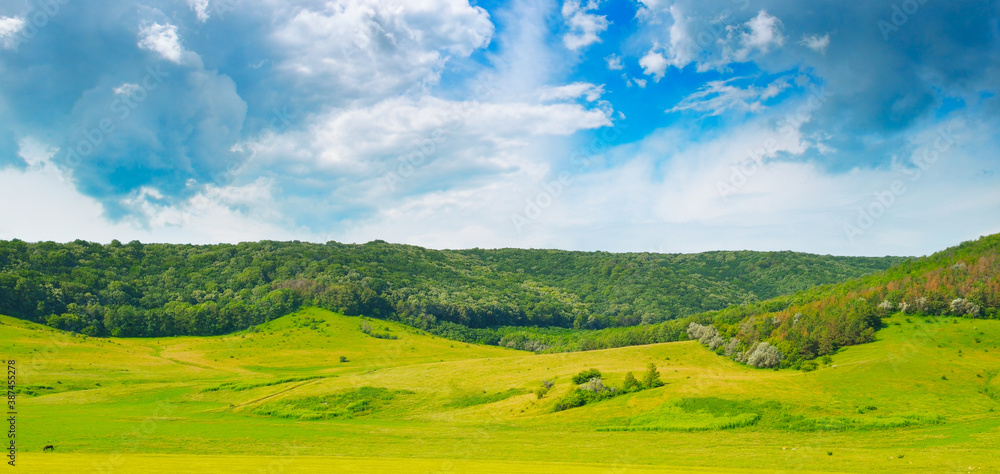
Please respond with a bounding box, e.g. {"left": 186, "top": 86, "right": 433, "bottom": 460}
{"left": 524, "top": 233, "right": 1000, "bottom": 366}
{"left": 0, "top": 239, "right": 904, "bottom": 337}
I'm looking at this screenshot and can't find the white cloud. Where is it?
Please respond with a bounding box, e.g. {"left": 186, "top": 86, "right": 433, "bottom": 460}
{"left": 538, "top": 82, "right": 605, "bottom": 102}
{"left": 634, "top": 6, "right": 786, "bottom": 73}
{"left": 255, "top": 95, "right": 611, "bottom": 172}
{"left": 113, "top": 83, "right": 141, "bottom": 96}
{"left": 561, "top": 0, "right": 608, "bottom": 51}
{"left": 315, "top": 107, "right": 1000, "bottom": 256}
{"left": 668, "top": 77, "right": 791, "bottom": 116}
{"left": 188, "top": 0, "right": 211, "bottom": 22}
{"left": 605, "top": 54, "right": 623, "bottom": 70}
{"left": 0, "top": 159, "right": 305, "bottom": 245}
{"left": 271, "top": 0, "right": 493, "bottom": 101}
{"left": 664, "top": 5, "right": 696, "bottom": 68}
{"left": 137, "top": 22, "right": 194, "bottom": 65}
{"left": 632, "top": 78, "right": 647, "bottom": 88}
{"left": 5, "top": 110, "right": 997, "bottom": 259}
{"left": 800, "top": 33, "right": 830, "bottom": 54}
{"left": 715, "top": 10, "right": 785, "bottom": 67}
{"left": 17, "top": 137, "right": 58, "bottom": 170}
{"left": 639, "top": 50, "right": 668, "bottom": 81}
{"left": 480, "top": 108, "right": 1000, "bottom": 256}
{"left": 742, "top": 10, "right": 784, "bottom": 53}
{"left": 0, "top": 16, "right": 25, "bottom": 50}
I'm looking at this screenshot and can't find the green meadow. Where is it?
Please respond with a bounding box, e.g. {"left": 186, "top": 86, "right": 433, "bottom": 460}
{"left": 5, "top": 307, "right": 999, "bottom": 472}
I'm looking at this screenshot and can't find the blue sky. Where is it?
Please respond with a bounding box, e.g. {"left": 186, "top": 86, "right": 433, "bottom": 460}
{"left": 0, "top": 0, "right": 998, "bottom": 256}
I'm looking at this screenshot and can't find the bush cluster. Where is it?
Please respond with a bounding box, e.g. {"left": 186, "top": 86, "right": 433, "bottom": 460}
{"left": 554, "top": 364, "right": 663, "bottom": 412}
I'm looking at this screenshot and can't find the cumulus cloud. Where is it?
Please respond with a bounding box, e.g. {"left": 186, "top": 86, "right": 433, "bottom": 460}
{"left": 695, "top": 9, "right": 787, "bottom": 69}
{"left": 1, "top": 0, "right": 998, "bottom": 257}
{"left": 561, "top": 0, "right": 609, "bottom": 51}
{"left": 605, "top": 54, "right": 623, "bottom": 70}
{"left": 188, "top": 0, "right": 211, "bottom": 22}
{"left": 137, "top": 22, "right": 196, "bottom": 65}
{"left": 639, "top": 50, "right": 668, "bottom": 81}
{"left": 631, "top": 0, "right": 999, "bottom": 166}
{"left": 800, "top": 33, "right": 830, "bottom": 54}
{"left": 0, "top": 162, "right": 306, "bottom": 244}
{"left": 254, "top": 95, "right": 611, "bottom": 174}
{"left": 0, "top": 16, "right": 24, "bottom": 50}
{"left": 662, "top": 5, "right": 696, "bottom": 68}
{"left": 738, "top": 10, "right": 785, "bottom": 54}
{"left": 636, "top": 7, "right": 785, "bottom": 76}
{"left": 271, "top": 0, "right": 494, "bottom": 102}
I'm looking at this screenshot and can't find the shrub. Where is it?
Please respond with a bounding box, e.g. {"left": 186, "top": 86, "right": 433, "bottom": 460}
{"left": 535, "top": 379, "right": 554, "bottom": 399}
{"left": 572, "top": 369, "right": 602, "bottom": 384}
{"left": 359, "top": 321, "right": 399, "bottom": 340}
{"left": 339, "top": 356, "right": 349, "bottom": 363}
{"left": 554, "top": 389, "right": 588, "bottom": 411}
{"left": 582, "top": 377, "right": 612, "bottom": 393}
{"left": 723, "top": 338, "right": 741, "bottom": 357}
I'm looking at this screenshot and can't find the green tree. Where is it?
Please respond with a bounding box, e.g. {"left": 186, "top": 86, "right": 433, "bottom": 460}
{"left": 642, "top": 363, "right": 664, "bottom": 389}
{"left": 622, "top": 372, "right": 641, "bottom": 392}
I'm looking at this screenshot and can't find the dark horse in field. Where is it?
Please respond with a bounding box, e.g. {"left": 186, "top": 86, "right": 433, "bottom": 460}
{"left": 43, "top": 445, "right": 55, "bottom": 452}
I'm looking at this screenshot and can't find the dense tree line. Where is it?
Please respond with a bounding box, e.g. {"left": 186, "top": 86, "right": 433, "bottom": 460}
{"left": 496, "top": 234, "right": 1000, "bottom": 366}
{"left": 0, "top": 239, "right": 902, "bottom": 338}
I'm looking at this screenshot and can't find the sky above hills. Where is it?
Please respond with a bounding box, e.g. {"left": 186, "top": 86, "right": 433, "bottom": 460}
{"left": 0, "top": 0, "right": 997, "bottom": 256}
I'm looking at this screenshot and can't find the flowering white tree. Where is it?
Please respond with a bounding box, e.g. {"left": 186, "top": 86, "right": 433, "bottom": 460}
{"left": 950, "top": 298, "right": 981, "bottom": 317}
{"left": 745, "top": 342, "right": 785, "bottom": 368}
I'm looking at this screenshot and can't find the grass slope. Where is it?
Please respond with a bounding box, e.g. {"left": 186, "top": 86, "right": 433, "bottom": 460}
{"left": 4, "top": 308, "right": 999, "bottom": 472}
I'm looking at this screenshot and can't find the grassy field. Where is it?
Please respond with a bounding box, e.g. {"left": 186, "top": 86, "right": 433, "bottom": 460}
{"left": 4, "top": 307, "right": 999, "bottom": 472}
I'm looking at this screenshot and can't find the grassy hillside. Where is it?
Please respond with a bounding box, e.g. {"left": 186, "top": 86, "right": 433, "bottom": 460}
{"left": 0, "top": 239, "right": 903, "bottom": 339}
{"left": 5, "top": 307, "right": 999, "bottom": 472}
